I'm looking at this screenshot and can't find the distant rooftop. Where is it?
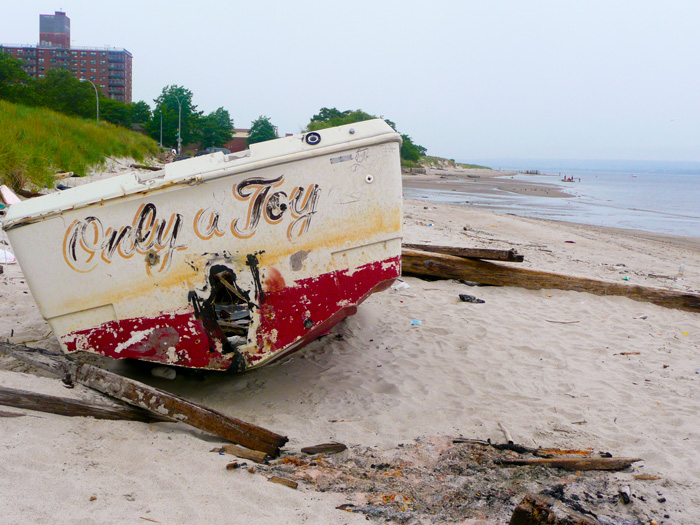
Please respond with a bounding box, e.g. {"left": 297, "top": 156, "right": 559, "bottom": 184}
{"left": 0, "top": 43, "right": 132, "bottom": 54}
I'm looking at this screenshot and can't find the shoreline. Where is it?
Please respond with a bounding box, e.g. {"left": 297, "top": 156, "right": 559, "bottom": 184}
{"left": 403, "top": 167, "right": 574, "bottom": 199}
{"left": 403, "top": 166, "right": 700, "bottom": 239}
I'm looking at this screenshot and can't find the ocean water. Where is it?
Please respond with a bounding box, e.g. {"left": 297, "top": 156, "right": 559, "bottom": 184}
{"left": 404, "top": 162, "right": 700, "bottom": 238}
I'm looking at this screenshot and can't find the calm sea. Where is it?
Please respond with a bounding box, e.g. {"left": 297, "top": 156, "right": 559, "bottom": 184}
{"left": 404, "top": 161, "right": 700, "bottom": 238}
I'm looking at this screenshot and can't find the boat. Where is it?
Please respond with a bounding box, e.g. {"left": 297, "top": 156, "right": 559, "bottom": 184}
{"left": 2, "top": 120, "right": 403, "bottom": 371}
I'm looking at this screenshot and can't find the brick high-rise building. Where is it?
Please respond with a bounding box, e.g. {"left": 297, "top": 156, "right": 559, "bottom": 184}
{"left": 40, "top": 10, "right": 71, "bottom": 48}
{"left": 1, "top": 11, "right": 132, "bottom": 102}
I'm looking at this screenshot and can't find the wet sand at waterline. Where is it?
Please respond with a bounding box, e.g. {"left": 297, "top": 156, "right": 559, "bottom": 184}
{"left": 1, "top": 165, "right": 699, "bottom": 523}
{"left": 402, "top": 167, "right": 573, "bottom": 199}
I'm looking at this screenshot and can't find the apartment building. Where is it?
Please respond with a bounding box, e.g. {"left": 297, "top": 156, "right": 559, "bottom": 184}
{"left": 0, "top": 11, "right": 132, "bottom": 102}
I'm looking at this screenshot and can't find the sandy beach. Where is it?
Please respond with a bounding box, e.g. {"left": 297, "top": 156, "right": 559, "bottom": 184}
{"left": 1, "top": 165, "right": 699, "bottom": 524}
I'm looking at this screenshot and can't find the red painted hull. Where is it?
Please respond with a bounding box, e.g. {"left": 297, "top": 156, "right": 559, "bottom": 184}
{"left": 62, "top": 256, "right": 400, "bottom": 370}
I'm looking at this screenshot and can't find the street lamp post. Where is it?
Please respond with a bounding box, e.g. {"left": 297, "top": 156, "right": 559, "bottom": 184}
{"left": 159, "top": 111, "right": 163, "bottom": 147}
{"left": 80, "top": 78, "right": 99, "bottom": 123}
{"left": 173, "top": 94, "right": 183, "bottom": 155}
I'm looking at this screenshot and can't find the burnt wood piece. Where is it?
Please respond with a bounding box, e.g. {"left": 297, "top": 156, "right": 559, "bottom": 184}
{"left": 0, "top": 342, "right": 288, "bottom": 456}
{"left": 498, "top": 457, "right": 642, "bottom": 471}
{"left": 403, "top": 243, "right": 524, "bottom": 262}
{"left": 510, "top": 494, "right": 601, "bottom": 525}
{"left": 453, "top": 439, "right": 597, "bottom": 458}
{"left": 402, "top": 249, "right": 700, "bottom": 313}
{"left": 0, "top": 385, "right": 166, "bottom": 422}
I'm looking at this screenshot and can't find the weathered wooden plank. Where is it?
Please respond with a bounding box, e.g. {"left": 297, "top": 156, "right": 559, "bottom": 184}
{"left": 0, "top": 342, "right": 288, "bottom": 455}
{"left": 0, "top": 385, "right": 166, "bottom": 422}
{"left": 403, "top": 243, "right": 524, "bottom": 262}
{"left": 75, "top": 363, "right": 286, "bottom": 456}
{"left": 498, "top": 457, "right": 642, "bottom": 471}
{"left": 0, "top": 343, "right": 74, "bottom": 377}
{"left": 217, "top": 443, "right": 269, "bottom": 464}
{"left": 267, "top": 476, "right": 298, "bottom": 489}
{"left": 402, "top": 249, "right": 700, "bottom": 312}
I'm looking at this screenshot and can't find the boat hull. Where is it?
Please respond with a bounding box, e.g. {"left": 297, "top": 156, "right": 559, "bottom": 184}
{"left": 4, "top": 120, "right": 403, "bottom": 370}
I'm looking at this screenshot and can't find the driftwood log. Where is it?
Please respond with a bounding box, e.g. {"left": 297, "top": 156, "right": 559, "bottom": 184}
{"left": 0, "top": 342, "right": 287, "bottom": 456}
{"left": 402, "top": 243, "right": 524, "bottom": 262}
{"left": 0, "top": 385, "right": 167, "bottom": 422}
{"left": 402, "top": 248, "right": 700, "bottom": 313}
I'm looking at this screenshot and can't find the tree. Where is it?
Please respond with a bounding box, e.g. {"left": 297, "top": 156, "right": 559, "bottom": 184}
{"left": 247, "top": 115, "right": 277, "bottom": 146}
{"left": 146, "top": 85, "right": 201, "bottom": 150}
{"left": 400, "top": 134, "right": 422, "bottom": 162}
{"left": 309, "top": 107, "right": 350, "bottom": 123}
{"left": 100, "top": 98, "right": 132, "bottom": 127}
{"left": 307, "top": 108, "right": 375, "bottom": 131}
{"left": 35, "top": 69, "right": 94, "bottom": 119}
{"left": 129, "top": 101, "right": 151, "bottom": 124}
{"left": 306, "top": 107, "right": 427, "bottom": 162}
{"left": 199, "top": 107, "right": 234, "bottom": 149}
{"left": 0, "top": 53, "right": 35, "bottom": 105}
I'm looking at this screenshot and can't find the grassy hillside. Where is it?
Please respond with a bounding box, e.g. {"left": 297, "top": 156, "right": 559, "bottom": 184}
{"left": 0, "top": 100, "right": 159, "bottom": 191}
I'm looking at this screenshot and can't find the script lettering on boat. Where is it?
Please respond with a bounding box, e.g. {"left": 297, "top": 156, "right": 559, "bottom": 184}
{"left": 62, "top": 175, "right": 322, "bottom": 275}
{"left": 62, "top": 203, "right": 185, "bottom": 274}
{"left": 230, "top": 175, "right": 321, "bottom": 241}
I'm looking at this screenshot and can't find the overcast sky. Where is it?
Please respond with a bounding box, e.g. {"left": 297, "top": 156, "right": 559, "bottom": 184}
{"left": 4, "top": 1, "right": 700, "bottom": 162}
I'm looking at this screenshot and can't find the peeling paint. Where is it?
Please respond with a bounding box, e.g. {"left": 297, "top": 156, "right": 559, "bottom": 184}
{"left": 113, "top": 329, "right": 151, "bottom": 354}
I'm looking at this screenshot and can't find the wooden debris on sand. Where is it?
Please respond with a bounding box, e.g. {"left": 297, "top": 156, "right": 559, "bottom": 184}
{"left": 402, "top": 247, "right": 700, "bottom": 312}
{"left": 267, "top": 476, "right": 298, "bottom": 489}
{"left": 403, "top": 243, "right": 524, "bottom": 262}
{"left": 216, "top": 444, "right": 269, "bottom": 464}
{"left": 300, "top": 443, "right": 348, "bottom": 455}
{"left": 262, "top": 437, "right": 657, "bottom": 523}
{"left": 453, "top": 438, "right": 640, "bottom": 471}
{"left": 454, "top": 438, "right": 593, "bottom": 458}
{"left": 0, "top": 385, "right": 166, "bottom": 422}
{"left": 498, "top": 457, "right": 642, "bottom": 472}
{"left": 0, "top": 342, "right": 287, "bottom": 456}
